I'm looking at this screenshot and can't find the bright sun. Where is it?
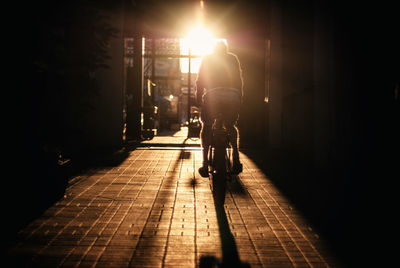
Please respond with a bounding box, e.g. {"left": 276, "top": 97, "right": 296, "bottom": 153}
{"left": 180, "top": 26, "right": 225, "bottom": 73}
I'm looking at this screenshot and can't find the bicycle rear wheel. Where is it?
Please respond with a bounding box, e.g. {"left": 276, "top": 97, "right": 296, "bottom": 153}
{"left": 211, "top": 146, "right": 228, "bottom": 205}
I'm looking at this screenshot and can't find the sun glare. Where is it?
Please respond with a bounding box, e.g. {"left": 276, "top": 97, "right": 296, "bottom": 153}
{"left": 180, "top": 26, "right": 225, "bottom": 73}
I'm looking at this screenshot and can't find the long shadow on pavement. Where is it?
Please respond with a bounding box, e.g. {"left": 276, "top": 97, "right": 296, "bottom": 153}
{"left": 199, "top": 174, "right": 250, "bottom": 268}
{"left": 128, "top": 148, "right": 189, "bottom": 267}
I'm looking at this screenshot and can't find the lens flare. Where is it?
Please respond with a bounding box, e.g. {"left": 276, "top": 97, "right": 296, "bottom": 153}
{"left": 180, "top": 25, "right": 225, "bottom": 73}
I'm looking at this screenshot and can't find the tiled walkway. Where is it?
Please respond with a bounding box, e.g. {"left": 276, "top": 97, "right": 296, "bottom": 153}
{"left": 7, "top": 129, "right": 339, "bottom": 267}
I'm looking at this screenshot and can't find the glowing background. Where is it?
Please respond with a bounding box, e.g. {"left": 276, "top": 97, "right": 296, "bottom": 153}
{"left": 180, "top": 26, "right": 226, "bottom": 73}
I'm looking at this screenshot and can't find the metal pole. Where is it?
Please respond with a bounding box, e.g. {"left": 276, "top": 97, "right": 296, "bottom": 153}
{"left": 187, "top": 47, "right": 191, "bottom": 132}
{"left": 126, "top": 33, "right": 143, "bottom": 140}
{"left": 151, "top": 38, "right": 156, "bottom": 105}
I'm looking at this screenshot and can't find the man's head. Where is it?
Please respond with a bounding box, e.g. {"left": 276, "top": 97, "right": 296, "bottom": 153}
{"left": 213, "top": 40, "right": 228, "bottom": 55}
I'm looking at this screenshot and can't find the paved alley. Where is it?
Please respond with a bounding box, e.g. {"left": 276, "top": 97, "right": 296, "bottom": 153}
{"left": 6, "top": 129, "right": 339, "bottom": 267}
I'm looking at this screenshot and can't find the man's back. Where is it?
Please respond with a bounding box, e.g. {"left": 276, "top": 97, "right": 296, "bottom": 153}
{"left": 196, "top": 49, "right": 243, "bottom": 101}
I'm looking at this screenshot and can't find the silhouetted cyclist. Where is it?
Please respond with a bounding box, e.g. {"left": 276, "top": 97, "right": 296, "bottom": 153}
{"left": 196, "top": 40, "right": 243, "bottom": 177}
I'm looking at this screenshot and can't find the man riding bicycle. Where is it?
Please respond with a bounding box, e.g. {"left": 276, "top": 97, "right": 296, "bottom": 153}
{"left": 196, "top": 40, "right": 243, "bottom": 178}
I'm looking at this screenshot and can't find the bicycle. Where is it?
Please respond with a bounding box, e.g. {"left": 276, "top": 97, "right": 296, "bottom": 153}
{"left": 208, "top": 113, "right": 233, "bottom": 205}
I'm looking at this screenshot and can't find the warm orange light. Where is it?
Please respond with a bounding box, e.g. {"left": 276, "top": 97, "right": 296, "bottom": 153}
{"left": 180, "top": 25, "right": 225, "bottom": 73}
{"left": 181, "top": 26, "right": 215, "bottom": 56}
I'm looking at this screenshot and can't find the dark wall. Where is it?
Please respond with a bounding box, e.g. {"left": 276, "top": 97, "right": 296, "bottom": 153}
{"left": 236, "top": 0, "right": 399, "bottom": 266}
{"left": 328, "top": 2, "right": 399, "bottom": 264}
{"left": 6, "top": 0, "right": 125, "bottom": 248}
{"left": 280, "top": 0, "right": 315, "bottom": 184}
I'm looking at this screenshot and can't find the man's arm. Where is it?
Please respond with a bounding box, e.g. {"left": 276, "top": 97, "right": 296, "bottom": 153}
{"left": 231, "top": 54, "right": 244, "bottom": 101}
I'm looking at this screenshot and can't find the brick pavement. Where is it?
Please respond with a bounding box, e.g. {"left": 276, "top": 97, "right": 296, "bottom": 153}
{"left": 6, "top": 129, "right": 339, "bottom": 267}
